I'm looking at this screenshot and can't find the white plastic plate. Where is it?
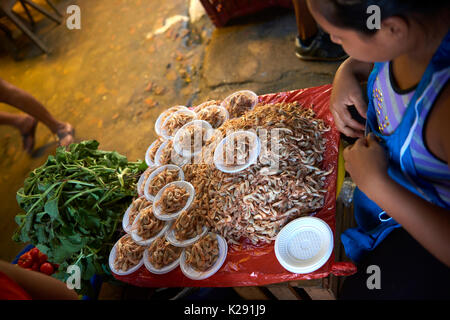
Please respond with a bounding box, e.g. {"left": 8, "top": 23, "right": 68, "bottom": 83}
{"left": 109, "top": 234, "right": 144, "bottom": 276}
{"left": 166, "top": 226, "right": 208, "bottom": 247}
{"left": 143, "top": 164, "right": 184, "bottom": 202}
{"left": 143, "top": 246, "right": 181, "bottom": 275}
{"left": 137, "top": 166, "right": 158, "bottom": 197}
{"left": 196, "top": 104, "right": 229, "bottom": 129}
{"left": 155, "top": 105, "right": 187, "bottom": 136}
{"left": 274, "top": 217, "right": 334, "bottom": 274}
{"left": 130, "top": 211, "right": 171, "bottom": 247}
{"left": 154, "top": 140, "right": 190, "bottom": 167}
{"left": 180, "top": 233, "right": 227, "bottom": 280}
{"left": 160, "top": 109, "right": 197, "bottom": 140}
{"left": 153, "top": 181, "right": 195, "bottom": 221}
{"left": 221, "top": 90, "right": 258, "bottom": 117}
{"left": 173, "top": 120, "right": 213, "bottom": 157}
{"left": 213, "top": 130, "right": 261, "bottom": 173}
{"left": 145, "top": 139, "right": 164, "bottom": 166}
{"left": 122, "top": 198, "right": 148, "bottom": 234}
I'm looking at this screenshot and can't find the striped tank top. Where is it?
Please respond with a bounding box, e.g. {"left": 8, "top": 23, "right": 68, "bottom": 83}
{"left": 372, "top": 62, "right": 450, "bottom": 205}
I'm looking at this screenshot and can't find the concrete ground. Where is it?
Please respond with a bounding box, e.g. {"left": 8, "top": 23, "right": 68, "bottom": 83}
{"left": 0, "top": 0, "right": 341, "bottom": 261}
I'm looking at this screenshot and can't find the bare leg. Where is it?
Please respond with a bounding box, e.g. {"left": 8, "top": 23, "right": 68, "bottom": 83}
{"left": 0, "top": 111, "right": 37, "bottom": 153}
{"left": 292, "top": 0, "right": 318, "bottom": 42}
{"left": 0, "top": 78, "right": 74, "bottom": 148}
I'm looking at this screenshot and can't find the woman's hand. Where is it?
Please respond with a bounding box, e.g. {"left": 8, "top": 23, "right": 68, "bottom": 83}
{"left": 343, "top": 133, "right": 389, "bottom": 197}
{"left": 330, "top": 58, "right": 372, "bottom": 138}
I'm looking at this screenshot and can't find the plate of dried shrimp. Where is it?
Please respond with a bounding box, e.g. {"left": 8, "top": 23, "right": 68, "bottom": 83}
{"left": 131, "top": 205, "right": 170, "bottom": 246}
{"left": 109, "top": 234, "right": 145, "bottom": 275}
{"left": 143, "top": 236, "right": 183, "bottom": 274}
{"left": 180, "top": 233, "right": 227, "bottom": 280}
{"left": 153, "top": 181, "right": 195, "bottom": 221}
{"left": 144, "top": 164, "right": 184, "bottom": 201}
{"left": 123, "top": 196, "right": 152, "bottom": 234}
{"left": 166, "top": 207, "right": 208, "bottom": 247}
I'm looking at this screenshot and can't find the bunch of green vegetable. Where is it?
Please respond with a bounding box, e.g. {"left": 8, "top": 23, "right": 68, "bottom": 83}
{"left": 13, "top": 140, "right": 146, "bottom": 295}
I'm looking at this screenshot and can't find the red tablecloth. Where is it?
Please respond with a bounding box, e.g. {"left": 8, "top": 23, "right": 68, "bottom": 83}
{"left": 113, "top": 84, "right": 356, "bottom": 287}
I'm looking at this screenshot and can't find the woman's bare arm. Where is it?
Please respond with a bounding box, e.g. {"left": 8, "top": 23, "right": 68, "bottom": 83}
{"left": 0, "top": 260, "right": 79, "bottom": 300}
{"left": 369, "top": 175, "right": 450, "bottom": 267}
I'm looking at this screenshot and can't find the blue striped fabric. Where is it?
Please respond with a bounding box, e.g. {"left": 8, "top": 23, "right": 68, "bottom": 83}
{"left": 372, "top": 63, "right": 450, "bottom": 205}
{"left": 372, "top": 62, "right": 415, "bottom": 135}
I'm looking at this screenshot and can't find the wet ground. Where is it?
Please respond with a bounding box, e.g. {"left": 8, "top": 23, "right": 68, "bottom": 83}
{"left": 0, "top": 0, "right": 341, "bottom": 261}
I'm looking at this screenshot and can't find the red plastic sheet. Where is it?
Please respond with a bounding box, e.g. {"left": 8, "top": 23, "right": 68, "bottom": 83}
{"left": 113, "top": 84, "right": 357, "bottom": 287}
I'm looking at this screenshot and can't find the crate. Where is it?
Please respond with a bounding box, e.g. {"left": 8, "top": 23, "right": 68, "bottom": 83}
{"left": 199, "top": 0, "right": 293, "bottom": 27}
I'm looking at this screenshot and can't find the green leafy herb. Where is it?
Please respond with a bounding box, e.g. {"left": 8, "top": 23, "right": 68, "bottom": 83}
{"left": 13, "top": 140, "right": 146, "bottom": 295}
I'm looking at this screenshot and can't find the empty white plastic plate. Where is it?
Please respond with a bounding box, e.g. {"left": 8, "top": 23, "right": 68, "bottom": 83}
{"left": 275, "top": 217, "right": 333, "bottom": 274}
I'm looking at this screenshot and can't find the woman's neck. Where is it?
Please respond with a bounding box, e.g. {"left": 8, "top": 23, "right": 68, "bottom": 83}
{"left": 392, "top": 22, "right": 448, "bottom": 90}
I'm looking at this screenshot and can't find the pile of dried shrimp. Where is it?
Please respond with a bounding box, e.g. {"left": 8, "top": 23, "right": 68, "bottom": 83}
{"left": 114, "top": 235, "right": 145, "bottom": 272}
{"left": 173, "top": 205, "right": 206, "bottom": 241}
{"left": 225, "top": 93, "right": 254, "bottom": 118}
{"left": 197, "top": 106, "right": 227, "bottom": 129}
{"left": 147, "top": 168, "right": 180, "bottom": 196}
{"left": 134, "top": 206, "right": 165, "bottom": 239}
{"left": 128, "top": 197, "right": 152, "bottom": 226}
{"left": 185, "top": 233, "right": 219, "bottom": 272}
{"left": 163, "top": 112, "right": 195, "bottom": 137}
{"left": 181, "top": 102, "right": 332, "bottom": 245}
{"left": 147, "top": 236, "right": 182, "bottom": 269}
{"left": 155, "top": 184, "right": 190, "bottom": 214}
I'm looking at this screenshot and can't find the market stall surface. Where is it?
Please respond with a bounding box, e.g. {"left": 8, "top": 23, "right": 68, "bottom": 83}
{"left": 0, "top": 0, "right": 341, "bottom": 279}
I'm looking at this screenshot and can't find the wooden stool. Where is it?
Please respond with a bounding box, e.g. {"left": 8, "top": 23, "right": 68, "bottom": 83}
{"left": 0, "top": 0, "right": 62, "bottom": 54}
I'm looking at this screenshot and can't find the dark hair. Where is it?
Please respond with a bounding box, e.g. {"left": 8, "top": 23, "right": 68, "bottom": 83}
{"left": 314, "top": 0, "right": 450, "bottom": 35}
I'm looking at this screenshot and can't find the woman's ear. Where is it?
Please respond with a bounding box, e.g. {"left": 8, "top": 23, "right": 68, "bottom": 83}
{"left": 380, "top": 16, "right": 409, "bottom": 40}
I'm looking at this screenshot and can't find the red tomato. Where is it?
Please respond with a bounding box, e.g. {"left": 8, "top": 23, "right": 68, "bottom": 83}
{"left": 29, "top": 248, "right": 40, "bottom": 261}
{"left": 18, "top": 256, "right": 33, "bottom": 268}
{"left": 31, "top": 262, "right": 40, "bottom": 272}
{"left": 38, "top": 252, "right": 48, "bottom": 264}
{"left": 20, "top": 252, "right": 32, "bottom": 260}
{"left": 39, "top": 262, "right": 54, "bottom": 275}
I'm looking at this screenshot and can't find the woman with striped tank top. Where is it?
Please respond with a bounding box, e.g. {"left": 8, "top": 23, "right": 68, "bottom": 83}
{"left": 307, "top": 0, "right": 450, "bottom": 299}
